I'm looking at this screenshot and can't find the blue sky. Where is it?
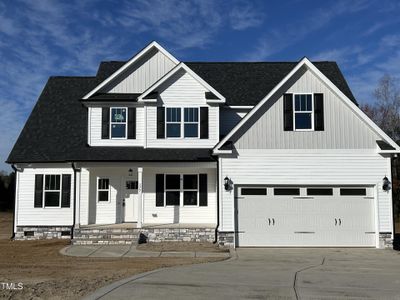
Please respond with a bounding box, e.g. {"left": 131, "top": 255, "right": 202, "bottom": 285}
{"left": 0, "top": 0, "right": 400, "bottom": 171}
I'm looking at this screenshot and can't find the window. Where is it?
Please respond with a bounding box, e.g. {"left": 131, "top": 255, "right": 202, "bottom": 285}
{"left": 307, "top": 188, "right": 333, "bottom": 196}
{"left": 184, "top": 108, "right": 199, "bottom": 138}
{"left": 166, "top": 108, "right": 181, "bottom": 138}
{"left": 165, "top": 175, "right": 180, "bottom": 205}
{"left": 98, "top": 178, "right": 110, "bottom": 202}
{"left": 110, "top": 107, "right": 127, "bottom": 138}
{"left": 241, "top": 188, "right": 267, "bottom": 195}
{"left": 274, "top": 188, "right": 300, "bottom": 196}
{"left": 126, "top": 180, "right": 138, "bottom": 190}
{"left": 44, "top": 175, "right": 61, "bottom": 207}
{"left": 294, "top": 94, "right": 313, "bottom": 130}
{"left": 340, "top": 188, "right": 367, "bottom": 196}
{"left": 183, "top": 175, "right": 198, "bottom": 205}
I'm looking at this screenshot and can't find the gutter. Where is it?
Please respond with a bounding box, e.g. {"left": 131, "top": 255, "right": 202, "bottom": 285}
{"left": 213, "top": 158, "right": 220, "bottom": 244}
{"left": 10, "top": 164, "right": 22, "bottom": 240}
{"left": 71, "top": 163, "right": 81, "bottom": 240}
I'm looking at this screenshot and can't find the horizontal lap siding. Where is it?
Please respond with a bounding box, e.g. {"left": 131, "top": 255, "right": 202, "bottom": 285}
{"left": 220, "top": 150, "right": 392, "bottom": 232}
{"left": 143, "top": 168, "right": 217, "bottom": 224}
{"left": 17, "top": 166, "right": 74, "bottom": 226}
{"left": 146, "top": 70, "right": 219, "bottom": 148}
{"left": 89, "top": 106, "right": 144, "bottom": 146}
{"left": 235, "top": 70, "right": 379, "bottom": 149}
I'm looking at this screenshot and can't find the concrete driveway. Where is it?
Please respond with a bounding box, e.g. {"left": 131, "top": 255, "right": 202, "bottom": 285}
{"left": 86, "top": 248, "right": 400, "bottom": 300}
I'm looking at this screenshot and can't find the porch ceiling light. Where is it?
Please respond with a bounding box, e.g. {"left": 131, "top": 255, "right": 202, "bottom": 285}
{"left": 128, "top": 168, "right": 133, "bottom": 177}
{"left": 382, "top": 176, "right": 391, "bottom": 191}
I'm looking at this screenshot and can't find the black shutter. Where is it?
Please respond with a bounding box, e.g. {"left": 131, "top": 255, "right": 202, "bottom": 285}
{"left": 101, "top": 107, "right": 110, "bottom": 139}
{"left": 128, "top": 107, "right": 136, "bottom": 139}
{"left": 200, "top": 107, "right": 209, "bottom": 139}
{"left": 61, "top": 174, "right": 71, "bottom": 208}
{"left": 156, "top": 174, "right": 164, "bottom": 207}
{"left": 34, "top": 174, "right": 43, "bottom": 208}
{"left": 199, "top": 174, "right": 208, "bottom": 206}
{"left": 157, "top": 107, "right": 165, "bottom": 139}
{"left": 314, "top": 93, "right": 324, "bottom": 131}
{"left": 283, "top": 94, "right": 293, "bottom": 131}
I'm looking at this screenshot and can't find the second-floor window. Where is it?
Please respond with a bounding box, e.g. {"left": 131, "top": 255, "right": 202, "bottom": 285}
{"left": 166, "top": 107, "right": 199, "bottom": 138}
{"left": 110, "top": 107, "right": 127, "bottom": 138}
{"left": 294, "top": 94, "right": 313, "bottom": 130}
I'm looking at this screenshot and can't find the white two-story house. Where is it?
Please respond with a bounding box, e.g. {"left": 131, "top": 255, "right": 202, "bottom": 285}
{"left": 7, "top": 41, "right": 399, "bottom": 248}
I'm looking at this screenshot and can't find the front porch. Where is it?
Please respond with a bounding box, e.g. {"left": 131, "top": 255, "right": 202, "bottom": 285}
{"left": 73, "top": 223, "right": 217, "bottom": 245}
{"left": 73, "top": 162, "right": 218, "bottom": 245}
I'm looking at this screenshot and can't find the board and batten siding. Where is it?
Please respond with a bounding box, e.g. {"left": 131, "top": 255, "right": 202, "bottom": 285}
{"left": 146, "top": 69, "right": 219, "bottom": 148}
{"left": 103, "top": 48, "right": 177, "bottom": 94}
{"left": 219, "top": 149, "right": 392, "bottom": 233}
{"left": 143, "top": 167, "right": 217, "bottom": 224}
{"left": 234, "top": 70, "right": 379, "bottom": 149}
{"left": 220, "top": 107, "right": 250, "bottom": 136}
{"left": 88, "top": 106, "right": 145, "bottom": 146}
{"left": 16, "top": 165, "right": 74, "bottom": 226}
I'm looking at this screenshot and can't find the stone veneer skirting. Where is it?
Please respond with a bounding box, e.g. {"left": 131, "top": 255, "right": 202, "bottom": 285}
{"left": 15, "top": 226, "right": 72, "bottom": 240}
{"left": 141, "top": 227, "right": 215, "bottom": 243}
{"left": 379, "top": 233, "right": 393, "bottom": 249}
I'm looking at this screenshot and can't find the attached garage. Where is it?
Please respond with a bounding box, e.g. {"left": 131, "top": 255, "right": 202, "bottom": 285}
{"left": 236, "top": 186, "right": 376, "bottom": 247}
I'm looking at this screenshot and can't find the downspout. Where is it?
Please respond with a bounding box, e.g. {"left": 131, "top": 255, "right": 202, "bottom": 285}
{"left": 213, "top": 157, "right": 220, "bottom": 244}
{"left": 71, "top": 163, "right": 81, "bottom": 240}
{"left": 11, "top": 164, "right": 22, "bottom": 240}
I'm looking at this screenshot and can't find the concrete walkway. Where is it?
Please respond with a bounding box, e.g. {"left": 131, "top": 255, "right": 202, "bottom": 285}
{"left": 60, "top": 244, "right": 230, "bottom": 258}
{"left": 84, "top": 248, "right": 400, "bottom": 300}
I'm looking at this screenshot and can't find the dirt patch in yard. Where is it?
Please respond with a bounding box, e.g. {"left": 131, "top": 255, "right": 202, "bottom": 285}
{"left": 0, "top": 212, "right": 224, "bottom": 300}
{"left": 137, "top": 241, "right": 229, "bottom": 252}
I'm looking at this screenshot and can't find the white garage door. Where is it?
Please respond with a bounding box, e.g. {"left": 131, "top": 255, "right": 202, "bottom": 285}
{"left": 237, "top": 186, "right": 376, "bottom": 247}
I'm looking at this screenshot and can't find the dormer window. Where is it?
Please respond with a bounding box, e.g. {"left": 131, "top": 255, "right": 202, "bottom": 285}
{"left": 165, "top": 107, "right": 200, "bottom": 138}
{"left": 110, "top": 107, "right": 127, "bottom": 138}
{"left": 294, "top": 94, "right": 313, "bottom": 131}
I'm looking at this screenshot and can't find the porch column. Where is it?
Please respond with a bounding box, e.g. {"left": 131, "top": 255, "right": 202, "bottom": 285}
{"left": 137, "top": 167, "right": 143, "bottom": 228}
{"left": 74, "top": 170, "right": 81, "bottom": 228}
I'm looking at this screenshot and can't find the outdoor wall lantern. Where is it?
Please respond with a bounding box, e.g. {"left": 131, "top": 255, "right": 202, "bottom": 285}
{"left": 128, "top": 168, "right": 133, "bottom": 177}
{"left": 382, "top": 176, "right": 391, "bottom": 191}
{"left": 224, "top": 176, "right": 231, "bottom": 191}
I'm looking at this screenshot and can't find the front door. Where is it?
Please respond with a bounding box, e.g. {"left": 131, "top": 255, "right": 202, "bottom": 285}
{"left": 123, "top": 178, "right": 138, "bottom": 222}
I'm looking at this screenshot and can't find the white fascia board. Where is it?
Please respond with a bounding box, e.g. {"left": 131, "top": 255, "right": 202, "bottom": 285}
{"left": 82, "top": 41, "right": 179, "bottom": 100}
{"left": 213, "top": 57, "right": 400, "bottom": 153}
{"left": 378, "top": 150, "right": 400, "bottom": 154}
{"left": 227, "top": 106, "right": 254, "bottom": 109}
{"left": 138, "top": 63, "right": 226, "bottom": 103}
{"left": 213, "top": 149, "right": 233, "bottom": 155}
{"left": 213, "top": 57, "right": 308, "bottom": 153}
{"left": 303, "top": 58, "right": 400, "bottom": 151}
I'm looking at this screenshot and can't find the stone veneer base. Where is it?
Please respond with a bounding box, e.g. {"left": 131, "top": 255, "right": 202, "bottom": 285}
{"left": 15, "top": 226, "right": 72, "bottom": 240}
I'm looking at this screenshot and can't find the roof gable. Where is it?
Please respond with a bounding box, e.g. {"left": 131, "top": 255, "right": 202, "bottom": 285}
{"left": 83, "top": 41, "right": 179, "bottom": 99}
{"left": 214, "top": 58, "right": 400, "bottom": 153}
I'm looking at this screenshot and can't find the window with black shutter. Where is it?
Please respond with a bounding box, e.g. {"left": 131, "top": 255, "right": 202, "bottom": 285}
{"left": 128, "top": 107, "right": 136, "bottom": 139}
{"left": 157, "top": 107, "right": 165, "bottom": 139}
{"left": 34, "top": 174, "right": 43, "bottom": 208}
{"left": 61, "top": 174, "right": 71, "bottom": 207}
{"left": 283, "top": 94, "right": 293, "bottom": 131}
{"left": 200, "top": 107, "right": 209, "bottom": 139}
{"left": 314, "top": 93, "right": 324, "bottom": 131}
{"left": 156, "top": 174, "right": 164, "bottom": 206}
{"left": 199, "top": 174, "right": 208, "bottom": 206}
{"left": 101, "top": 107, "right": 110, "bottom": 139}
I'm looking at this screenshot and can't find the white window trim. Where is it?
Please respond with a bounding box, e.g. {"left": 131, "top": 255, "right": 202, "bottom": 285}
{"left": 165, "top": 107, "right": 200, "bottom": 139}
{"left": 42, "top": 174, "right": 62, "bottom": 209}
{"left": 293, "top": 93, "right": 314, "bottom": 131}
{"left": 110, "top": 107, "right": 128, "bottom": 139}
{"left": 164, "top": 174, "right": 181, "bottom": 206}
{"left": 97, "top": 177, "right": 110, "bottom": 203}
{"left": 163, "top": 174, "right": 200, "bottom": 207}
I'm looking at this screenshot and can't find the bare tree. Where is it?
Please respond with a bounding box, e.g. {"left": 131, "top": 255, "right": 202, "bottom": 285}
{"left": 361, "top": 75, "right": 400, "bottom": 141}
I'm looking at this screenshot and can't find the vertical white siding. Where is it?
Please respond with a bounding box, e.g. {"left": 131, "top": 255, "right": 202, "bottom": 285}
{"left": 88, "top": 106, "right": 145, "bottom": 146}
{"left": 16, "top": 165, "right": 74, "bottom": 226}
{"left": 219, "top": 149, "right": 392, "bottom": 233}
{"left": 220, "top": 108, "right": 249, "bottom": 136}
{"left": 146, "top": 70, "right": 219, "bottom": 148}
{"left": 105, "top": 49, "right": 177, "bottom": 93}
{"left": 234, "top": 70, "right": 379, "bottom": 149}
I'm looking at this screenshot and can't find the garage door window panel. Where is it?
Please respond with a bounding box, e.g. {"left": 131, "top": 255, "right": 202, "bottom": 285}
{"left": 340, "top": 188, "right": 367, "bottom": 196}
{"left": 274, "top": 188, "right": 300, "bottom": 196}
{"left": 307, "top": 188, "right": 333, "bottom": 196}
{"left": 241, "top": 188, "right": 267, "bottom": 196}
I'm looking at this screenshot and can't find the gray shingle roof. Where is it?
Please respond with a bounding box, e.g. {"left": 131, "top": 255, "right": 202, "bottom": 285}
{"left": 7, "top": 59, "right": 358, "bottom": 163}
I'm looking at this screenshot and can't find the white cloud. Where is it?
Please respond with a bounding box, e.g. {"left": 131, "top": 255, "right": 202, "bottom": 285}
{"left": 229, "top": 3, "right": 264, "bottom": 30}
